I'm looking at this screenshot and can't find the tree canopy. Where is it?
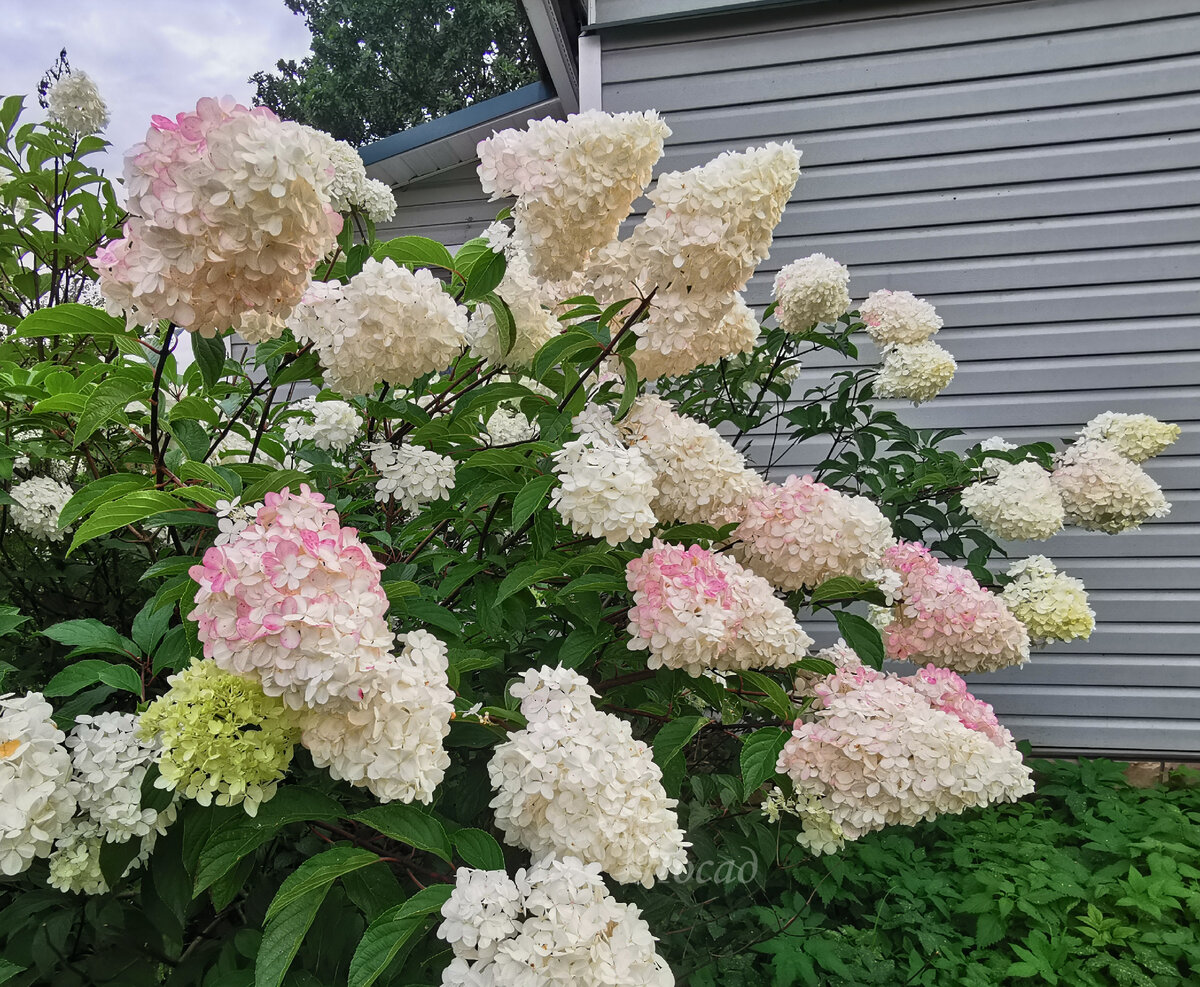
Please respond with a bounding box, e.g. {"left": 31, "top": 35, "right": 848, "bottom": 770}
{"left": 251, "top": 0, "right": 543, "bottom": 146}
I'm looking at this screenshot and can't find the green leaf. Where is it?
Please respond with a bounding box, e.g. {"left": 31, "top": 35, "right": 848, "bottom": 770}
{"left": 373, "top": 235, "right": 454, "bottom": 271}
{"left": 98, "top": 836, "right": 142, "bottom": 891}
{"left": 131, "top": 597, "right": 173, "bottom": 653}
{"left": 0, "top": 959, "right": 26, "bottom": 985}
{"left": 382, "top": 580, "right": 420, "bottom": 606}
{"left": 451, "top": 829, "right": 504, "bottom": 870}
{"left": 74, "top": 375, "right": 145, "bottom": 447}
{"left": 809, "top": 575, "right": 877, "bottom": 605}
{"left": 455, "top": 240, "right": 506, "bottom": 300}
{"left": 239, "top": 469, "right": 311, "bottom": 505}
{"left": 511, "top": 474, "right": 556, "bottom": 530}
{"left": 44, "top": 659, "right": 141, "bottom": 697}
{"left": 42, "top": 617, "right": 137, "bottom": 656}
{"left": 354, "top": 804, "right": 452, "bottom": 862}
{"left": 741, "top": 727, "right": 790, "bottom": 799}
{"left": 652, "top": 715, "right": 708, "bottom": 773}
{"left": 32, "top": 392, "right": 88, "bottom": 414}
{"left": 347, "top": 885, "right": 454, "bottom": 987}
{"left": 484, "top": 291, "right": 516, "bottom": 357}
{"left": 737, "top": 670, "right": 796, "bottom": 720}
{"left": 0, "top": 606, "right": 29, "bottom": 638}
{"left": 67, "top": 491, "right": 188, "bottom": 554}
{"left": 58, "top": 473, "right": 153, "bottom": 527}
{"left": 15, "top": 302, "right": 130, "bottom": 337}
{"left": 557, "top": 626, "right": 599, "bottom": 669}
{"left": 265, "top": 847, "right": 380, "bottom": 922}
{"left": 255, "top": 882, "right": 331, "bottom": 987}
{"left": 834, "top": 611, "right": 886, "bottom": 671}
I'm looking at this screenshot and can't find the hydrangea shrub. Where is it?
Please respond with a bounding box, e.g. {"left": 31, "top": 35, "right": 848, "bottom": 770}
{"left": 0, "top": 71, "right": 1182, "bottom": 986}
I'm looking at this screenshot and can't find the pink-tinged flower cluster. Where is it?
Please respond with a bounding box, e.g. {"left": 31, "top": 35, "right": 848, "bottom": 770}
{"left": 733, "top": 475, "right": 895, "bottom": 591}
{"left": 1050, "top": 439, "right": 1171, "bottom": 534}
{"left": 858, "top": 289, "right": 942, "bottom": 345}
{"left": 92, "top": 97, "right": 341, "bottom": 336}
{"left": 876, "top": 542, "right": 1030, "bottom": 674}
{"left": 626, "top": 541, "right": 813, "bottom": 676}
{"left": 188, "top": 485, "right": 394, "bottom": 709}
{"left": 776, "top": 663, "right": 1032, "bottom": 846}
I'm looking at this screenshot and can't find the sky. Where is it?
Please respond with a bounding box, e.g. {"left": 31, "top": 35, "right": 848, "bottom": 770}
{"left": 0, "top": 0, "right": 314, "bottom": 176}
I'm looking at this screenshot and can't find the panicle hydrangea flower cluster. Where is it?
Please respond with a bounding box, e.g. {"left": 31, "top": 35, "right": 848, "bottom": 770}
{"left": 589, "top": 143, "right": 800, "bottom": 380}
{"left": 369, "top": 442, "right": 456, "bottom": 512}
{"left": 549, "top": 431, "right": 658, "bottom": 546}
{"left": 488, "top": 666, "right": 688, "bottom": 887}
{"left": 10, "top": 476, "right": 73, "bottom": 541}
{"left": 625, "top": 540, "right": 813, "bottom": 676}
{"left": 299, "top": 629, "right": 455, "bottom": 803}
{"left": 138, "top": 659, "right": 299, "bottom": 815}
{"left": 773, "top": 253, "right": 851, "bottom": 332}
{"left": 619, "top": 395, "right": 765, "bottom": 528}
{"left": 477, "top": 110, "right": 670, "bottom": 283}
{"left": 46, "top": 71, "right": 108, "bottom": 135}
{"left": 960, "top": 461, "right": 1065, "bottom": 541}
{"left": 1077, "top": 412, "right": 1180, "bottom": 464}
{"left": 776, "top": 663, "right": 1033, "bottom": 848}
{"left": 311, "top": 131, "right": 397, "bottom": 222}
{"left": 875, "top": 542, "right": 1030, "bottom": 673}
{"left": 901, "top": 663, "right": 1011, "bottom": 747}
{"left": 1000, "top": 556, "right": 1095, "bottom": 645}
{"left": 188, "top": 485, "right": 396, "bottom": 709}
{"left": 281, "top": 397, "right": 363, "bottom": 451}
{"left": 439, "top": 855, "right": 674, "bottom": 987}
{"left": 465, "top": 246, "right": 564, "bottom": 368}
{"left": 858, "top": 289, "right": 942, "bottom": 345}
{"left": 288, "top": 259, "right": 469, "bottom": 395}
{"left": 1050, "top": 439, "right": 1171, "bottom": 534}
{"left": 759, "top": 786, "right": 846, "bottom": 856}
{"left": 0, "top": 692, "right": 76, "bottom": 876}
{"left": 874, "top": 340, "right": 957, "bottom": 405}
{"left": 733, "top": 474, "right": 896, "bottom": 591}
{"left": 486, "top": 406, "right": 538, "bottom": 445}
{"left": 91, "top": 97, "right": 341, "bottom": 336}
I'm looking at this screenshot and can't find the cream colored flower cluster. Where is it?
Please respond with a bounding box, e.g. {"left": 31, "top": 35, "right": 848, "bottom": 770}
{"left": 465, "top": 246, "right": 562, "bottom": 368}
{"left": 620, "top": 394, "right": 764, "bottom": 528}
{"left": 486, "top": 406, "right": 538, "bottom": 445}
{"left": 301, "top": 630, "right": 454, "bottom": 804}
{"left": 859, "top": 289, "right": 942, "bottom": 345}
{"left": 550, "top": 431, "right": 658, "bottom": 545}
{"left": 589, "top": 143, "right": 800, "bottom": 379}
{"left": 289, "top": 259, "right": 469, "bottom": 395}
{"left": 369, "top": 441, "right": 456, "bottom": 512}
{"left": 776, "top": 664, "right": 1033, "bottom": 847}
{"left": 1077, "top": 412, "right": 1180, "bottom": 464}
{"left": 773, "top": 253, "right": 851, "bottom": 333}
{"left": 1050, "top": 439, "right": 1171, "bottom": 534}
{"left": 10, "top": 476, "right": 73, "bottom": 542}
{"left": 0, "top": 692, "right": 75, "bottom": 876}
{"left": 47, "top": 71, "right": 108, "bottom": 135}
{"left": 626, "top": 541, "right": 814, "bottom": 676}
{"left": 874, "top": 339, "right": 957, "bottom": 405}
{"left": 477, "top": 110, "right": 670, "bottom": 282}
{"left": 282, "top": 397, "right": 363, "bottom": 452}
{"left": 1001, "top": 556, "right": 1095, "bottom": 645}
{"left": 489, "top": 666, "right": 688, "bottom": 887}
{"left": 439, "top": 855, "right": 674, "bottom": 987}
{"left": 960, "top": 461, "right": 1065, "bottom": 541}
{"left": 92, "top": 97, "right": 340, "bottom": 336}
{"left": 760, "top": 786, "right": 846, "bottom": 856}
{"left": 733, "top": 474, "right": 895, "bottom": 591}
{"left": 312, "top": 131, "right": 397, "bottom": 222}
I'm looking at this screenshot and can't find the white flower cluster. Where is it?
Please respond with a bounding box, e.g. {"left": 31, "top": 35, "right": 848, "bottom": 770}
{"left": 874, "top": 340, "right": 957, "bottom": 405}
{"left": 1050, "top": 439, "right": 1170, "bottom": 534}
{"left": 549, "top": 433, "right": 658, "bottom": 545}
{"left": 773, "top": 253, "right": 850, "bottom": 332}
{"left": 314, "top": 133, "right": 397, "bottom": 222}
{"left": 0, "top": 693, "right": 75, "bottom": 876}
{"left": 858, "top": 289, "right": 942, "bottom": 345}
{"left": 439, "top": 855, "right": 674, "bottom": 987}
{"left": 619, "top": 395, "right": 765, "bottom": 528}
{"left": 46, "top": 70, "right": 109, "bottom": 135}
{"left": 478, "top": 110, "right": 670, "bottom": 282}
{"left": 1077, "top": 412, "right": 1180, "bottom": 464}
{"left": 733, "top": 475, "right": 896, "bottom": 591}
{"left": 92, "top": 98, "right": 339, "bottom": 336}
{"left": 300, "top": 630, "right": 455, "bottom": 803}
{"left": 10, "top": 476, "right": 73, "bottom": 541}
{"left": 465, "top": 247, "right": 562, "bottom": 368}
{"left": 777, "top": 666, "right": 1033, "bottom": 846}
{"left": 1001, "top": 556, "right": 1095, "bottom": 645}
{"left": 369, "top": 441, "right": 456, "bottom": 512}
{"left": 489, "top": 667, "right": 688, "bottom": 887}
{"left": 590, "top": 143, "right": 800, "bottom": 380}
{"left": 626, "top": 541, "right": 814, "bottom": 676}
{"left": 289, "top": 260, "right": 469, "bottom": 395}
{"left": 486, "top": 406, "right": 538, "bottom": 446}
{"left": 960, "top": 461, "right": 1065, "bottom": 541}
{"left": 760, "top": 786, "right": 846, "bottom": 856}
{"left": 282, "top": 397, "right": 363, "bottom": 452}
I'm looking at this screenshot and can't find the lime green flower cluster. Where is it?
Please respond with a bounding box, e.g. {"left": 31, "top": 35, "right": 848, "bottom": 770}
{"left": 1001, "top": 557, "right": 1096, "bottom": 646}
{"left": 138, "top": 659, "right": 299, "bottom": 816}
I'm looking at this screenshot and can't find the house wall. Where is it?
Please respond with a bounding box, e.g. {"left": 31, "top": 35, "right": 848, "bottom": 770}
{"left": 594, "top": 0, "right": 1200, "bottom": 754}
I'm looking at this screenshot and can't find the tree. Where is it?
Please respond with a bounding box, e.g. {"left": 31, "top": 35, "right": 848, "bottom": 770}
{"left": 251, "top": 0, "right": 543, "bottom": 145}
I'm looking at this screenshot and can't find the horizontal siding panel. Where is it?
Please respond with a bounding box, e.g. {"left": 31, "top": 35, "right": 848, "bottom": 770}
{"left": 994, "top": 715, "right": 1200, "bottom": 755}
{"left": 976, "top": 654, "right": 1200, "bottom": 686}
{"left": 973, "top": 685, "right": 1200, "bottom": 718}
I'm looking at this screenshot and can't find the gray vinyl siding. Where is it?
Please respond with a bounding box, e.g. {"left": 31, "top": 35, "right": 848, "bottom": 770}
{"left": 375, "top": 162, "right": 512, "bottom": 250}
{"left": 598, "top": 0, "right": 1200, "bottom": 755}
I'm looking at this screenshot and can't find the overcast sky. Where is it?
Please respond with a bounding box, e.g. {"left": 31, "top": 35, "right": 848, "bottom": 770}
{"left": 0, "top": 0, "right": 314, "bottom": 176}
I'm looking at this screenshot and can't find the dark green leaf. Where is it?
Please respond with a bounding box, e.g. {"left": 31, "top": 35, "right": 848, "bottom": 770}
{"left": 740, "top": 727, "right": 790, "bottom": 799}
{"left": 347, "top": 885, "right": 454, "bottom": 987}
{"left": 265, "top": 847, "right": 379, "bottom": 922}
{"left": 354, "top": 804, "right": 452, "bottom": 862}
{"left": 451, "top": 829, "right": 504, "bottom": 869}
{"left": 834, "top": 611, "right": 886, "bottom": 671}
{"left": 511, "top": 474, "right": 556, "bottom": 530}
{"left": 193, "top": 333, "right": 227, "bottom": 390}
